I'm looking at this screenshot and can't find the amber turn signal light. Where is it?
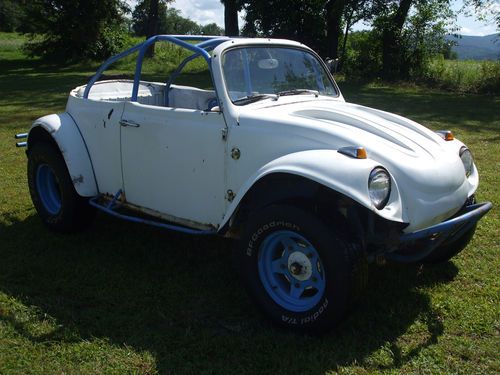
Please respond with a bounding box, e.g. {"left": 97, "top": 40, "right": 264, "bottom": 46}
{"left": 338, "top": 146, "right": 367, "bottom": 159}
{"left": 436, "top": 130, "right": 454, "bottom": 141}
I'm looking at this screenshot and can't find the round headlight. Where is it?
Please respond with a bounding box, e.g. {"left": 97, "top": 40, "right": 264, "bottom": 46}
{"left": 459, "top": 147, "right": 473, "bottom": 177}
{"left": 368, "top": 167, "right": 391, "bottom": 209}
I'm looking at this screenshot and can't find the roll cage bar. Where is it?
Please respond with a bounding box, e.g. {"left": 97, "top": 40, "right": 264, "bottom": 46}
{"left": 83, "top": 35, "right": 231, "bottom": 102}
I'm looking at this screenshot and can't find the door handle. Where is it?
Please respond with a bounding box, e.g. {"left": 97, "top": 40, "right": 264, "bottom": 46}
{"left": 119, "top": 119, "right": 141, "bottom": 128}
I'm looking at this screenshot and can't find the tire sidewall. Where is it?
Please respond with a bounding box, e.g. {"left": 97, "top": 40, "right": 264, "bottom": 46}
{"left": 238, "top": 205, "right": 358, "bottom": 331}
{"left": 28, "top": 142, "right": 79, "bottom": 230}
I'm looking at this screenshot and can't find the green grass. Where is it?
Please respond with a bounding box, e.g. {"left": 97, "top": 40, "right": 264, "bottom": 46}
{"left": 1, "top": 33, "right": 499, "bottom": 374}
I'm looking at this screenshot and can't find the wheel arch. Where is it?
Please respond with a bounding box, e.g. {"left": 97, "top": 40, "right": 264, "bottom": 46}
{"left": 28, "top": 113, "right": 98, "bottom": 197}
{"left": 220, "top": 172, "right": 380, "bottom": 246}
{"left": 219, "top": 149, "right": 405, "bottom": 242}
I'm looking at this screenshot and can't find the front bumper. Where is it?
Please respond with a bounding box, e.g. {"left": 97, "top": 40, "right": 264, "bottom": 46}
{"left": 385, "top": 201, "right": 492, "bottom": 263}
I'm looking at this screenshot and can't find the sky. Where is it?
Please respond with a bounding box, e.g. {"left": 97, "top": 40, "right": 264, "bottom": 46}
{"left": 128, "top": 0, "right": 498, "bottom": 36}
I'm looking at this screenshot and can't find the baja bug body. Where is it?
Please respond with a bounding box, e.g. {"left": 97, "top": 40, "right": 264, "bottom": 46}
{"left": 16, "top": 35, "right": 492, "bottom": 332}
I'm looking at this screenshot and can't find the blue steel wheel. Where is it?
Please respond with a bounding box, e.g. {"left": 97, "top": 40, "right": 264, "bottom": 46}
{"left": 35, "top": 164, "right": 62, "bottom": 215}
{"left": 258, "top": 230, "right": 326, "bottom": 312}
{"left": 238, "top": 204, "right": 366, "bottom": 332}
{"left": 28, "top": 141, "right": 95, "bottom": 232}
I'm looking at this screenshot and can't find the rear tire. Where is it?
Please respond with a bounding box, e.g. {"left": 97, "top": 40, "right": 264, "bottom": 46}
{"left": 236, "top": 205, "right": 366, "bottom": 332}
{"left": 28, "top": 142, "right": 95, "bottom": 232}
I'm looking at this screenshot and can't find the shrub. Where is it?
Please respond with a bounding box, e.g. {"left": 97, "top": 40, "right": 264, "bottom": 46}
{"left": 22, "top": 0, "right": 130, "bottom": 62}
{"left": 424, "top": 57, "right": 500, "bottom": 94}
{"left": 342, "top": 31, "right": 382, "bottom": 80}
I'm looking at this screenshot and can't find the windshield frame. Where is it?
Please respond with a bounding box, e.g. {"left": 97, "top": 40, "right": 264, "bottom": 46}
{"left": 220, "top": 44, "right": 340, "bottom": 106}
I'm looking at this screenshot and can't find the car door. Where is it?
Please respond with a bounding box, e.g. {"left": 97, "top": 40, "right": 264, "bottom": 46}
{"left": 120, "top": 101, "right": 227, "bottom": 228}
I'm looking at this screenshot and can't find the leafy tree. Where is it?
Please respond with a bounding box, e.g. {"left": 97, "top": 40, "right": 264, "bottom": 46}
{"left": 342, "top": 30, "right": 383, "bottom": 78}
{"left": 132, "top": 0, "right": 172, "bottom": 56}
{"left": 403, "top": 1, "right": 455, "bottom": 75}
{"left": 133, "top": 0, "right": 167, "bottom": 36}
{"left": 242, "top": 0, "right": 377, "bottom": 61}
{"left": 372, "top": 0, "right": 455, "bottom": 79}
{"left": 0, "top": 0, "right": 25, "bottom": 32}
{"left": 463, "top": 0, "right": 499, "bottom": 29}
{"left": 240, "top": 0, "right": 459, "bottom": 80}
{"left": 200, "top": 23, "right": 225, "bottom": 36}
{"left": 242, "top": 0, "right": 326, "bottom": 54}
{"left": 162, "top": 8, "right": 201, "bottom": 34}
{"left": 132, "top": 6, "right": 224, "bottom": 36}
{"left": 22, "top": 0, "right": 129, "bottom": 60}
{"left": 337, "top": 0, "right": 379, "bottom": 69}
{"left": 376, "top": 0, "right": 415, "bottom": 78}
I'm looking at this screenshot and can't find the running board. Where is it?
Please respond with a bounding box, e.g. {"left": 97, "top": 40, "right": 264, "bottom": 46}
{"left": 89, "top": 189, "right": 216, "bottom": 236}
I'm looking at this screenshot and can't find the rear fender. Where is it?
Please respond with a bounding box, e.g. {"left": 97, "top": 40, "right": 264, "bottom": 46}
{"left": 219, "top": 149, "right": 404, "bottom": 230}
{"left": 28, "top": 113, "right": 98, "bottom": 197}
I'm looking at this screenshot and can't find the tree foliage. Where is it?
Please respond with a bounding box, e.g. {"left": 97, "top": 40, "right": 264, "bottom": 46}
{"left": 372, "top": 0, "right": 455, "bottom": 79}
{"left": 200, "top": 23, "right": 225, "bottom": 36}
{"left": 242, "top": 0, "right": 326, "bottom": 54}
{"left": 132, "top": 0, "right": 177, "bottom": 36}
{"left": 22, "top": 0, "right": 129, "bottom": 60}
{"left": 132, "top": 7, "right": 224, "bottom": 36}
{"left": 463, "top": 0, "right": 500, "bottom": 29}
{"left": 0, "top": 0, "right": 25, "bottom": 32}
{"left": 241, "top": 0, "right": 458, "bottom": 80}
{"left": 242, "top": 0, "right": 378, "bottom": 60}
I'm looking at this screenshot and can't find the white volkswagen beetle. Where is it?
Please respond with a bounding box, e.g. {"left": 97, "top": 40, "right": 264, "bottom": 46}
{"left": 16, "top": 35, "right": 491, "bottom": 332}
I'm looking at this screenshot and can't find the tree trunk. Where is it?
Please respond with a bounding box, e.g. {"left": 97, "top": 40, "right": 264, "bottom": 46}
{"left": 381, "top": 0, "right": 413, "bottom": 79}
{"left": 224, "top": 0, "right": 239, "bottom": 36}
{"left": 146, "top": 0, "right": 159, "bottom": 57}
{"left": 325, "top": 0, "right": 347, "bottom": 59}
{"left": 339, "top": 9, "right": 353, "bottom": 72}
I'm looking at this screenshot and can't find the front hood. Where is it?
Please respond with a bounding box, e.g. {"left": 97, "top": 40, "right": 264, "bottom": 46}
{"left": 237, "top": 99, "right": 476, "bottom": 230}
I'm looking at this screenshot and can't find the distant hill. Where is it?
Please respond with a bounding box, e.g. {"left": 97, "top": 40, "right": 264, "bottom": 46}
{"left": 445, "top": 33, "right": 499, "bottom": 60}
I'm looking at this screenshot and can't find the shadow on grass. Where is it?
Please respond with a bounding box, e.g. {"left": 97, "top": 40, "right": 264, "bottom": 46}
{"left": 0, "top": 212, "right": 458, "bottom": 373}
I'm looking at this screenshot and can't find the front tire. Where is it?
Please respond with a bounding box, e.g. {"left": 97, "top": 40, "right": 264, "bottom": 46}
{"left": 28, "top": 142, "right": 95, "bottom": 232}
{"left": 237, "top": 205, "right": 366, "bottom": 332}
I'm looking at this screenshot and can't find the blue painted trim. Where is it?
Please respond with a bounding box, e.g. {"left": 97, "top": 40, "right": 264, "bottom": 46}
{"left": 89, "top": 191, "right": 216, "bottom": 236}
{"left": 387, "top": 201, "right": 492, "bottom": 263}
{"left": 36, "top": 164, "right": 62, "bottom": 215}
{"left": 165, "top": 52, "right": 204, "bottom": 107}
{"left": 258, "top": 230, "right": 326, "bottom": 312}
{"left": 164, "top": 37, "right": 229, "bottom": 107}
{"left": 107, "top": 189, "right": 122, "bottom": 209}
{"left": 84, "top": 35, "right": 230, "bottom": 100}
{"left": 84, "top": 43, "right": 144, "bottom": 99}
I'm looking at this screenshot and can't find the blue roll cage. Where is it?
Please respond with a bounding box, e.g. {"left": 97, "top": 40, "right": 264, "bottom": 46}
{"left": 83, "top": 35, "right": 231, "bottom": 103}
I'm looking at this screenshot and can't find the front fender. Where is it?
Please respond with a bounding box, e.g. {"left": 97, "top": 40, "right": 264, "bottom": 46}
{"left": 28, "top": 113, "right": 98, "bottom": 197}
{"left": 219, "top": 149, "right": 404, "bottom": 230}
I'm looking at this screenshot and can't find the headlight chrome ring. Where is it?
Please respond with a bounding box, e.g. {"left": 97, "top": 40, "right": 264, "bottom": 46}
{"left": 459, "top": 146, "right": 473, "bottom": 177}
{"left": 368, "top": 167, "right": 391, "bottom": 210}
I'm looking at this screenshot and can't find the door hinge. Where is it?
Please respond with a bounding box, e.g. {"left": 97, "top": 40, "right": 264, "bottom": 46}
{"left": 221, "top": 127, "right": 228, "bottom": 141}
